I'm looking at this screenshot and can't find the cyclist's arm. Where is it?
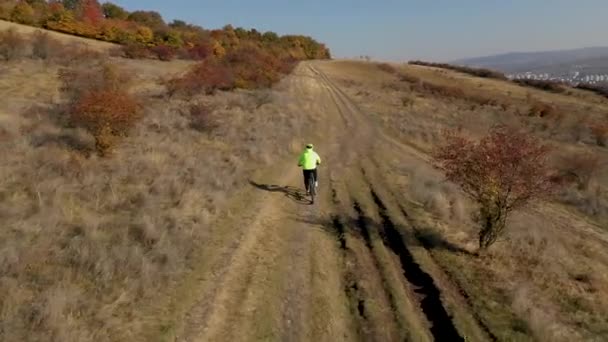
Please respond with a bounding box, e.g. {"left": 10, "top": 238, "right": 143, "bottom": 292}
{"left": 297, "top": 153, "right": 305, "bottom": 167}
{"left": 317, "top": 154, "right": 322, "bottom": 165}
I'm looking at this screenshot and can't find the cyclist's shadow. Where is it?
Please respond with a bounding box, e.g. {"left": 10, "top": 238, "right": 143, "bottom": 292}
{"left": 248, "top": 180, "right": 311, "bottom": 205}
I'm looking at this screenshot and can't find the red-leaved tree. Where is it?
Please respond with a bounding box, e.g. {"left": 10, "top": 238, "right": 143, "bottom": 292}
{"left": 434, "top": 126, "right": 556, "bottom": 250}
{"left": 79, "top": 0, "right": 103, "bottom": 26}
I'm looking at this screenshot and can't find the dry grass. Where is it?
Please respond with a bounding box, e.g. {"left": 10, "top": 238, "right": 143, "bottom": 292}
{"left": 319, "top": 60, "right": 608, "bottom": 341}
{"left": 0, "top": 19, "right": 116, "bottom": 52}
{"left": 0, "top": 38, "right": 311, "bottom": 340}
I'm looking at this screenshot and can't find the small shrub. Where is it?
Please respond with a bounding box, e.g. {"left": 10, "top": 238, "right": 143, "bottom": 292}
{"left": 382, "top": 81, "right": 407, "bottom": 91}
{"left": 186, "top": 42, "right": 212, "bottom": 60}
{"left": 122, "top": 43, "right": 151, "bottom": 59}
{"left": 435, "top": 126, "right": 556, "bottom": 250}
{"left": 49, "top": 42, "right": 103, "bottom": 66}
{"left": 31, "top": 31, "right": 63, "bottom": 60}
{"left": 249, "top": 90, "right": 273, "bottom": 109}
{"left": 401, "top": 95, "right": 414, "bottom": 107}
{"left": 69, "top": 89, "right": 140, "bottom": 155}
{"left": 528, "top": 101, "right": 557, "bottom": 118}
{"left": 150, "top": 44, "right": 176, "bottom": 61}
{"left": 377, "top": 62, "right": 397, "bottom": 74}
{"left": 555, "top": 152, "right": 601, "bottom": 190}
{"left": 0, "top": 28, "right": 27, "bottom": 61}
{"left": 277, "top": 57, "right": 297, "bottom": 74}
{"left": 225, "top": 44, "right": 283, "bottom": 89}
{"left": 109, "top": 46, "right": 125, "bottom": 57}
{"left": 59, "top": 63, "right": 132, "bottom": 100}
{"left": 589, "top": 121, "right": 608, "bottom": 147}
{"left": 166, "top": 58, "right": 234, "bottom": 97}
{"left": 60, "top": 63, "right": 137, "bottom": 155}
{"left": 10, "top": 1, "right": 35, "bottom": 25}
{"left": 514, "top": 79, "right": 566, "bottom": 93}
{"left": 187, "top": 102, "right": 216, "bottom": 132}
{"left": 398, "top": 72, "right": 420, "bottom": 83}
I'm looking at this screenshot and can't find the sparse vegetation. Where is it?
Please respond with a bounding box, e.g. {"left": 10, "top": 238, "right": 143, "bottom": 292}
{"left": 575, "top": 83, "right": 608, "bottom": 98}
{"left": 435, "top": 126, "right": 556, "bottom": 250}
{"left": 514, "top": 79, "right": 567, "bottom": 93}
{"left": 589, "top": 120, "right": 608, "bottom": 146}
{"left": 408, "top": 60, "right": 507, "bottom": 80}
{"left": 556, "top": 152, "right": 602, "bottom": 190}
{"left": 377, "top": 62, "right": 397, "bottom": 74}
{"left": 166, "top": 43, "right": 295, "bottom": 97}
{"left": 528, "top": 101, "right": 558, "bottom": 118}
{"left": 150, "top": 44, "right": 176, "bottom": 61}
{"left": 0, "top": 27, "right": 27, "bottom": 60}
{"left": 187, "top": 102, "right": 216, "bottom": 132}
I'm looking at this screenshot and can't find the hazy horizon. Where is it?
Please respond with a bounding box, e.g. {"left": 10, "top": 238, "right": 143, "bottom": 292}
{"left": 113, "top": 0, "right": 608, "bottom": 62}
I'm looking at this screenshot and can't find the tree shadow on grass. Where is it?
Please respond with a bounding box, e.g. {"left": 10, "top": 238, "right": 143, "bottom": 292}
{"left": 414, "top": 228, "right": 476, "bottom": 256}
{"left": 294, "top": 212, "right": 476, "bottom": 256}
{"left": 248, "top": 180, "right": 311, "bottom": 205}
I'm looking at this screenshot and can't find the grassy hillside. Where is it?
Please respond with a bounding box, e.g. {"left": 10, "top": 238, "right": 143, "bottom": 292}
{"left": 0, "top": 19, "right": 116, "bottom": 50}
{"left": 0, "top": 20, "right": 319, "bottom": 341}
{"left": 319, "top": 60, "right": 608, "bottom": 341}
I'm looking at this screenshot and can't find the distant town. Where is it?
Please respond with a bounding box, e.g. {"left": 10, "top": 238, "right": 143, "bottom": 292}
{"left": 507, "top": 71, "right": 608, "bottom": 86}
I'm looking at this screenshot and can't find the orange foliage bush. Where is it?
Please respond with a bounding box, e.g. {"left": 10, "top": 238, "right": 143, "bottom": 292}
{"left": 225, "top": 44, "right": 284, "bottom": 89}
{"left": 150, "top": 44, "right": 175, "bottom": 61}
{"left": 60, "top": 63, "right": 139, "bottom": 155}
{"left": 166, "top": 58, "right": 234, "bottom": 97}
{"left": 122, "top": 43, "right": 150, "bottom": 59}
{"left": 435, "top": 126, "right": 555, "bottom": 250}
{"left": 70, "top": 90, "right": 140, "bottom": 154}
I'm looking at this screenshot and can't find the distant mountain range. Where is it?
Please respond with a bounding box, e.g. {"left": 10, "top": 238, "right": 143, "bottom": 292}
{"left": 454, "top": 47, "right": 608, "bottom": 75}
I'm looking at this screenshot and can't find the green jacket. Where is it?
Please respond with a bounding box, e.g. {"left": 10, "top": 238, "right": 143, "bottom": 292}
{"left": 298, "top": 149, "right": 321, "bottom": 170}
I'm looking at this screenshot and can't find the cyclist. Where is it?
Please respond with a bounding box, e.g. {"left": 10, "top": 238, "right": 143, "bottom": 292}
{"left": 298, "top": 144, "right": 322, "bottom": 194}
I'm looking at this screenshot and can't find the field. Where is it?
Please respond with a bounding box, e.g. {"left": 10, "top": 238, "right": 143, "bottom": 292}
{"left": 1, "top": 21, "right": 608, "bottom": 342}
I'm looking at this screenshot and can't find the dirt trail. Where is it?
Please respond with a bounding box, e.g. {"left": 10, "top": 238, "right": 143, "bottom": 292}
{"left": 167, "top": 62, "right": 491, "bottom": 341}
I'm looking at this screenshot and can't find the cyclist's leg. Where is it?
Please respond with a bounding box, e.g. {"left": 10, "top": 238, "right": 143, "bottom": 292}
{"left": 303, "top": 170, "right": 311, "bottom": 193}
{"left": 313, "top": 168, "right": 318, "bottom": 187}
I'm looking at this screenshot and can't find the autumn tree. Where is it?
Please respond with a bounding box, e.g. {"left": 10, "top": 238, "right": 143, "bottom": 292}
{"left": 101, "top": 1, "right": 127, "bottom": 20}
{"left": 11, "top": 1, "right": 35, "bottom": 25}
{"left": 61, "top": 0, "right": 81, "bottom": 10}
{"left": 127, "top": 10, "right": 165, "bottom": 33}
{"left": 434, "top": 126, "right": 556, "bottom": 250}
{"left": 78, "top": 0, "right": 103, "bottom": 25}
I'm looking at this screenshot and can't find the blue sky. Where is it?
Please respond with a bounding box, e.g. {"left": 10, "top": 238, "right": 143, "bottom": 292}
{"left": 112, "top": 0, "right": 608, "bottom": 61}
